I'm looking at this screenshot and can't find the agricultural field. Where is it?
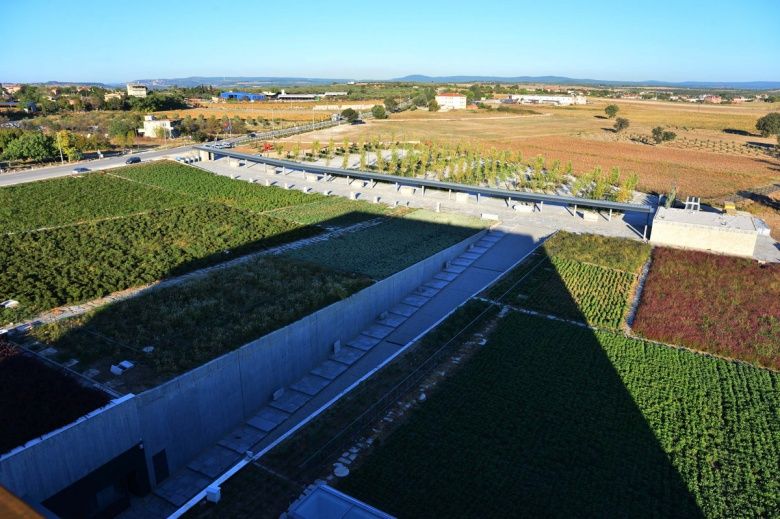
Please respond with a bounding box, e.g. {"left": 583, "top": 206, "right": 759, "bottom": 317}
{"left": 111, "top": 162, "right": 399, "bottom": 225}
{"left": 285, "top": 209, "right": 487, "bottom": 279}
{"left": 0, "top": 161, "right": 408, "bottom": 325}
{"left": 0, "top": 204, "right": 316, "bottom": 324}
{"left": 633, "top": 247, "right": 780, "bottom": 370}
{"left": 340, "top": 312, "right": 780, "bottom": 518}
{"left": 29, "top": 256, "right": 371, "bottom": 390}
{"left": 487, "top": 232, "right": 650, "bottom": 329}
{"left": 0, "top": 340, "right": 110, "bottom": 454}
{"left": 0, "top": 173, "right": 191, "bottom": 234}
{"left": 286, "top": 98, "right": 780, "bottom": 200}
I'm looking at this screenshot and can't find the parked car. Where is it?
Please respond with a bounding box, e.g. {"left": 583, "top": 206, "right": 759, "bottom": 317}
{"left": 351, "top": 119, "right": 366, "bottom": 125}
{"left": 72, "top": 167, "right": 90, "bottom": 174}
{"left": 125, "top": 156, "right": 141, "bottom": 164}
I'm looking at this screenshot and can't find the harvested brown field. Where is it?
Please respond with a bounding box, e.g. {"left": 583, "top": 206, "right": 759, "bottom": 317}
{"left": 282, "top": 99, "right": 780, "bottom": 201}
{"left": 513, "top": 135, "right": 779, "bottom": 198}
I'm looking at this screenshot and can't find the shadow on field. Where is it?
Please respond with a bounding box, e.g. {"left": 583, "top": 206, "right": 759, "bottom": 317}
{"left": 341, "top": 245, "right": 703, "bottom": 518}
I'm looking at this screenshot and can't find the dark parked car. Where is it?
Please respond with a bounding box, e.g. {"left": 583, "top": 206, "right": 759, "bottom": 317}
{"left": 125, "top": 156, "right": 141, "bottom": 164}
{"left": 351, "top": 119, "right": 366, "bottom": 125}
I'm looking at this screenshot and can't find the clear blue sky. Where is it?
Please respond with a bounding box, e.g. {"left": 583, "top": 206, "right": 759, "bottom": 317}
{"left": 2, "top": 0, "right": 779, "bottom": 83}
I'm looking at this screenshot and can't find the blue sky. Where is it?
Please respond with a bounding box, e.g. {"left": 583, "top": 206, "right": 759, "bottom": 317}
{"left": 2, "top": 0, "right": 779, "bottom": 83}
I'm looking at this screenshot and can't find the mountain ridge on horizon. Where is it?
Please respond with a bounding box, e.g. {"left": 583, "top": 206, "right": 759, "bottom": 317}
{"left": 7, "top": 75, "right": 780, "bottom": 90}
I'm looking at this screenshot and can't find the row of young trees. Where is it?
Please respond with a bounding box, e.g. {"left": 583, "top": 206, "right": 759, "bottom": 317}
{"left": 284, "top": 137, "right": 640, "bottom": 202}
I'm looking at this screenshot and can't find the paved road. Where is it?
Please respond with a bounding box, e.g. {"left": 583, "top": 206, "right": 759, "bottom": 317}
{"left": 0, "top": 145, "right": 193, "bottom": 187}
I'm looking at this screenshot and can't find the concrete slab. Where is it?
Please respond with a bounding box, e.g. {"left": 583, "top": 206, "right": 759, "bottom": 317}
{"left": 291, "top": 374, "right": 331, "bottom": 396}
{"left": 424, "top": 279, "right": 449, "bottom": 290}
{"left": 389, "top": 303, "right": 418, "bottom": 317}
{"left": 330, "top": 346, "right": 365, "bottom": 366}
{"left": 444, "top": 264, "right": 467, "bottom": 274}
{"left": 452, "top": 258, "right": 474, "bottom": 267}
{"left": 469, "top": 246, "right": 488, "bottom": 254}
{"left": 187, "top": 445, "right": 241, "bottom": 479}
{"left": 311, "top": 360, "right": 349, "bottom": 380}
{"left": 415, "top": 285, "right": 440, "bottom": 297}
{"left": 218, "top": 424, "right": 268, "bottom": 453}
{"left": 476, "top": 240, "right": 497, "bottom": 249}
{"left": 248, "top": 407, "right": 289, "bottom": 432}
{"left": 402, "top": 294, "right": 430, "bottom": 307}
{"left": 460, "top": 252, "right": 481, "bottom": 261}
{"left": 435, "top": 272, "right": 458, "bottom": 282}
{"left": 348, "top": 334, "right": 381, "bottom": 351}
{"left": 269, "top": 390, "right": 311, "bottom": 413}
{"left": 154, "top": 469, "right": 211, "bottom": 507}
{"left": 362, "top": 323, "right": 395, "bottom": 340}
{"left": 376, "top": 313, "right": 407, "bottom": 327}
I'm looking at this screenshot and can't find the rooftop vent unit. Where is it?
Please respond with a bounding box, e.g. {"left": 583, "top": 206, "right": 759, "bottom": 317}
{"left": 684, "top": 196, "right": 701, "bottom": 211}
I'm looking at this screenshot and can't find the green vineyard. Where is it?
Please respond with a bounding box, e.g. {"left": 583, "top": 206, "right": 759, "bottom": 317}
{"left": 341, "top": 311, "right": 780, "bottom": 518}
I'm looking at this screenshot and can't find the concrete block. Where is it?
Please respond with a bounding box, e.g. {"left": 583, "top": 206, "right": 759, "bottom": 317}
{"left": 481, "top": 213, "right": 500, "bottom": 221}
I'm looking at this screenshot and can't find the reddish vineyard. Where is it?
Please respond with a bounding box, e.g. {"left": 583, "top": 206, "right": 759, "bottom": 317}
{"left": 0, "top": 341, "right": 110, "bottom": 454}
{"left": 633, "top": 248, "right": 780, "bottom": 370}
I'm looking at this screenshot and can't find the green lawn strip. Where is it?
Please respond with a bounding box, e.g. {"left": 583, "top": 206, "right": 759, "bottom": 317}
{"left": 285, "top": 209, "right": 487, "bottom": 279}
{"left": 184, "top": 300, "right": 498, "bottom": 518}
{"left": 264, "top": 197, "right": 403, "bottom": 227}
{"left": 0, "top": 204, "right": 319, "bottom": 324}
{"left": 340, "top": 312, "right": 780, "bottom": 518}
{"left": 31, "top": 256, "right": 371, "bottom": 379}
{"left": 0, "top": 172, "right": 193, "bottom": 234}
{"left": 486, "top": 232, "right": 650, "bottom": 330}
{"left": 543, "top": 230, "right": 651, "bottom": 273}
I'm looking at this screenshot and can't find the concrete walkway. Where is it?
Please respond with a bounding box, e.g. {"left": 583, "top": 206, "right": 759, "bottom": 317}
{"left": 120, "top": 224, "right": 547, "bottom": 518}
{"left": 199, "top": 157, "right": 780, "bottom": 263}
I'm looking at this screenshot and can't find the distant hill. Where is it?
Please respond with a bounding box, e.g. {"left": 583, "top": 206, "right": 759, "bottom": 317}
{"left": 393, "top": 75, "right": 780, "bottom": 90}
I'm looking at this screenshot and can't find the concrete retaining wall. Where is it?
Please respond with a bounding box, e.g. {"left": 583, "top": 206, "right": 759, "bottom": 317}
{"left": 650, "top": 220, "right": 758, "bottom": 257}
{"left": 0, "top": 395, "right": 140, "bottom": 501}
{"left": 0, "top": 228, "right": 486, "bottom": 499}
{"left": 136, "top": 228, "right": 485, "bottom": 482}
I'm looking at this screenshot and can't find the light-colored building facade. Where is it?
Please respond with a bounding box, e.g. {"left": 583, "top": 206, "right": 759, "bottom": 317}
{"left": 139, "top": 115, "right": 177, "bottom": 138}
{"left": 435, "top": 93, "right": 467, "bottom": 110}
{"left": 126, "top": 84, "right": 148, "bottom": 98}
{"left": 650, "top": 207, "right": 760, "bottom": 258}
{"left": 510, "top": 94, "right": 586, "bottom": 106}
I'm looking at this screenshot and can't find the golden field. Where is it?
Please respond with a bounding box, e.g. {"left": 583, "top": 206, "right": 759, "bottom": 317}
{"left": 276, "top": 98, "right": 780, "bottom": 200}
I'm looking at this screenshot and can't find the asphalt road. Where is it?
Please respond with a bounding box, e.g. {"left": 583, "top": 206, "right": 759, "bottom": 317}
{"left": 0, "top": 145, "right": 193, "bottom": 187}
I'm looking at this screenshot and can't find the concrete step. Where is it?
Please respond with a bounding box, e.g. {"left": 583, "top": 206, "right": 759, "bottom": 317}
{"left": 186, "top": 444, "right": 241, "bottom": 479}
{"left": 218, "top": 423, "right": 268, "bottom": 453}
{"left": 402, "top": 294, "right": 430, "bottom": 307}
{"left": 348, "top": 333, "right": 382, "bottom": 351}
{"left": 269, "top": 389, "right": 311, "bottom": 413}
{"left": 248, "top": 407, "right": 289, "bottom": 433}
{"left": 311, "top": 360, "right": 349, "bottom": 380}
{"left": 415, "top": 285, "right": 440, "bottom": 297}
{"left": 390, "top": 302, "right": 420, "bottom": 317}
{"left": 452, "top": 257, "right": 474, "bottom": 267}
{"left": 376, "top": 312, "right": 407, "bottom": 328}
{"left": 291, "top": 374, "right": 331, "bottom": 396}
{"left": 362, "top": 323, "right": 395, "bottom": 340}
{"left": 444, "top": 264, "right": 466, "bottom": 274}
{"left": 331, "top": 346, "right": 365, "bottom": 366}
{"left": 460, "top": 252, "right": 481, "bottom": 261}
{"left": 153, "top": 468, "right": 210, "bottom": 507}
{"left": 424, "top": 279, "right": 449, "bottom": 290}
{"left": 434, "top": 272, "right": 458, "bottom": 282}
{"left": 469, "top": 246, "right": 488, "bottom": 254}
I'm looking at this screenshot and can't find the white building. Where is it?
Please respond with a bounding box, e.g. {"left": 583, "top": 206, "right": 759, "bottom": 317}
{"left": 650, "top": 206, "right": 761, "bottom": 258}
{"left": 510, "top": 94, "right": 586, "bottom": 106}
{"left": 126, "top": 84, "right": 148, "bottom": 98}
{"left": 435, "top": 93, "right": 467, "bottom": 110}
{"left": 139, "top": 115, "right": 177, "bottom": 138}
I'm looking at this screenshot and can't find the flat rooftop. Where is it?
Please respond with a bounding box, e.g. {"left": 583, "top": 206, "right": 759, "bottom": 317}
{"left": 653, "top": 207, "right": 758, "bottom": 233}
